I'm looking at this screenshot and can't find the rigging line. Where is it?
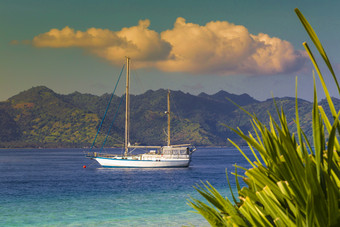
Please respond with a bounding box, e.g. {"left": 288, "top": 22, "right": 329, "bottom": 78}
{"left": 163, "top": 128, "right": 167, "bottom": 144}
{"left": 100, "top": 95, "right": 125, "bottom": 152}
{"left": 86, "top": 159, "right": 99, "bottom": 168}
{"left": 127, "top": 61, "right": 144, "bottom": 146}
{"left": 102, "top": 134, "right": 124, "bottom": 145}
{"left": 106, "top": 135, "right": 124, "bottom": 145}
{"left": 128, "top": 147, "right": 137, "bottom": 154}
{"left": 131, "top": 61, "right": 146, "bottom": 95}
{"left": 90, "top": 64, "right": 125, "bottom": 150}
{"left": 170, "top": 93, "right": 183, "bottom": 122}
{"left": 95, "top": 130, "right": 123, "bottom": 144}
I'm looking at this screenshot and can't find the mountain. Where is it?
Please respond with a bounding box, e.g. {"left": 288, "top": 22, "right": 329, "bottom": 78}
{"left": 0, "top": 86, "right": 337, "bottom": 148}
{"left": 0, "top": 102, "right": 22, "bottom": 142}
{"left": 223, "top": 97, "right": 314, "bottom": 144}
{"left": 2, "top": 86, "right": 107, "bottom": 147}
{"left": 198, "top": 90, "right": 258, "bottom": 106}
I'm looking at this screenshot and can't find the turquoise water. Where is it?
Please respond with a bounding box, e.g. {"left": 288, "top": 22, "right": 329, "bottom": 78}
{"left": 0, "top": 147, "right": 252, "bottom": 226}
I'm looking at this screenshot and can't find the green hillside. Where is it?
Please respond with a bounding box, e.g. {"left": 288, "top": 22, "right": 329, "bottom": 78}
{"left": 0, "top": 86, "right": 337, "bottom": 148}
{"left": 1, "top": 87, "right": 110, "bottom": 147}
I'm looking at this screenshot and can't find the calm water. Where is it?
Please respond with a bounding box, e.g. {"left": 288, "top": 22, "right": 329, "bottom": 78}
{"left": 0, "top": 147, "right": 253, "bottom": 226}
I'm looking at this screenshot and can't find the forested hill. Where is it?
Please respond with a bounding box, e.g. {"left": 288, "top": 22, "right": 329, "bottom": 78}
{"left": 0, "top": 86, "right": 337, "bottom": 148}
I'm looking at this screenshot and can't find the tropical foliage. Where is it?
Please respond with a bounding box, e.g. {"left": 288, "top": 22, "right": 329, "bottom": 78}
{"left": 188, "top": 8, "right": 340, "bottom": 226}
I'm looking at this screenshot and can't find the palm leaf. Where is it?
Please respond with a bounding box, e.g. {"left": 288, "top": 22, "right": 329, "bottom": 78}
{"left": 295, "top": 8, "right": 340, "bottom": 94}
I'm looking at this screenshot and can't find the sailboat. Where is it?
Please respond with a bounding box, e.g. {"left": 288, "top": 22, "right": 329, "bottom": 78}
{"left": 88, "top": 57, "right": 195, "bottom": 168}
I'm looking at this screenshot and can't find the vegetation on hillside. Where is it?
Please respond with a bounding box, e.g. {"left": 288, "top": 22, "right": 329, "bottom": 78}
{"left": 1, "top": 85, "right": 340, "bottom": 148}
{"left": 188, "top": 8, "right": 340, "bottom": 226}
{"left": 3, "top": 86, "right": 103, "bottom": 147}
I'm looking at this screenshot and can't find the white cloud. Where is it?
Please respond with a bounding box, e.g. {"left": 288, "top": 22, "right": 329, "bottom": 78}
{"left": 32, "top": 26, "right": 123, "bottom": 48}
{"left": 32, "top": 20, "right": 171, "bottom": 67}
{"left": 28, "top": 18, "right": 307, "bottom": 75}
{"left": 158, "top": 18, "right": 306, "bottom": 75}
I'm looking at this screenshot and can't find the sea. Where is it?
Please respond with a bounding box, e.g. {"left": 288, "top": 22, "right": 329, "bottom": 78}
{"left": 0, "top": 147, "right": 254, "bottom": 226}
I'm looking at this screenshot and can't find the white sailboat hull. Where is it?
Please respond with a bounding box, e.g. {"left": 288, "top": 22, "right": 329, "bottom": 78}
{"left": 94, "top": 156, "right": 191, "bottom": 168}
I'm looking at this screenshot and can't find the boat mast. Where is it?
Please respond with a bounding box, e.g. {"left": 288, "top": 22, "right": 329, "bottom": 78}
{"left": 124, "top": 57, "right": 130, "bottom": 156}
{"left": 167, "top": 90, "right": 171, "bottom": 146}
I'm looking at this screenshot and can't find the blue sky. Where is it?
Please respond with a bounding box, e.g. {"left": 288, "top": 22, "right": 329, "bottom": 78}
{"left": 1, "top": 0, "right": 340, "bottom": 101}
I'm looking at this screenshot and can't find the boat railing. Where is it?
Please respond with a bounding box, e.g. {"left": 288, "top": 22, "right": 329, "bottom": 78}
{"left": 87, "top": 152, "right": 144, "bottom": 160}
{"left": 128, "top": 145, "right": 162, "bottom": 149}
{"left": 161, "top": 154, "right": 190, "bottom": 159}
{"left": 170, "top": 144, "right": 191, "bottom": 147}
{"left": 86, "top": 152, "right": 117, "bottom": 158}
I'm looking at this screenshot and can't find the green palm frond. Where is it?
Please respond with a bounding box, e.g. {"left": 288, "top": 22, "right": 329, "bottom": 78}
{"left": 188, "top": 8, "right": 340, "bottom": 226}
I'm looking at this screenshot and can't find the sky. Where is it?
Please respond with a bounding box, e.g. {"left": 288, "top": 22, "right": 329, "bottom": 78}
{"left": 2, "top": 0, "right": 340, "bottom": 102}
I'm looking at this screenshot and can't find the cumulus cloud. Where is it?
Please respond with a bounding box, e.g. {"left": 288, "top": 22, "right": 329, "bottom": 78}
{"left": 158, "top": 18, "right": 306, "bottom": 75}
{"left": 32, "top": 26, "right": 124, "bottom": 48}
{"left": 31, "top": 20, "right": 171, "bottom": 67}
{"left": 27, "top": 18, "right": 307, "bottom": 75}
